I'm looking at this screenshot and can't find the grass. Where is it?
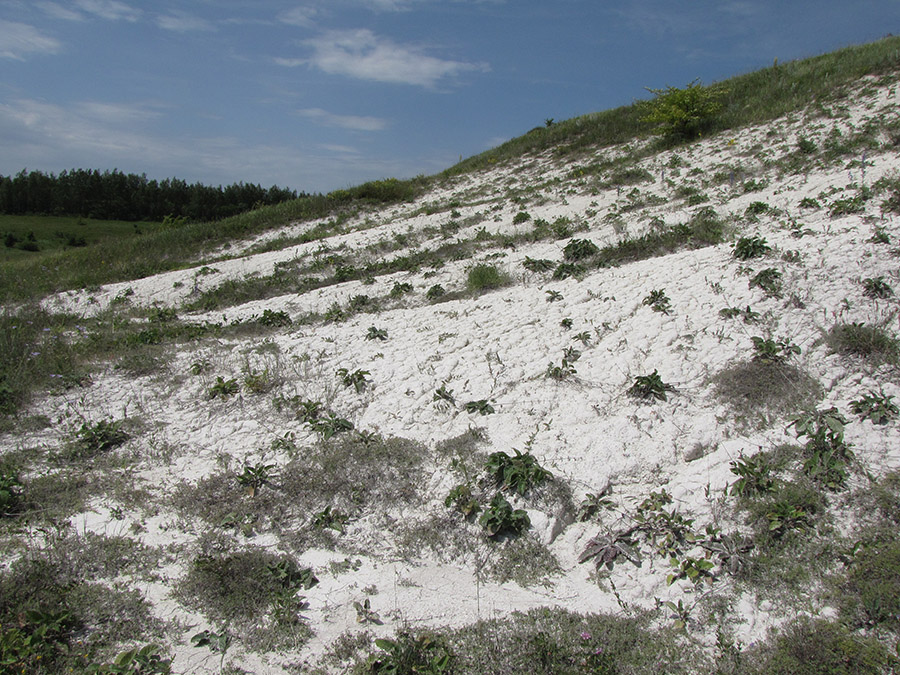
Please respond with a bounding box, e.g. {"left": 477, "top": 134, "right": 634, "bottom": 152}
{"left": 711, "top": 360, "right": 822, "bottom": 423}
{"left": 826, "top": 322, "right": 900, "bottom": 364}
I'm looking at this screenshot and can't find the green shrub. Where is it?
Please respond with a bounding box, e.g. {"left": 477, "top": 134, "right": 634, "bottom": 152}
{"left": 563, "top": 238, "right": 599, "bottom": 261}
{"left": 840, "top": 536, "right": 900, "bottom": 631}
{"left": 466, "top": 264, "right": 507, "bottom": 293}
{"left": 750, "top": 617, "right": 896, "bottom": 674}
{"left": 479, "top": 493, "right": 530, "bottom": 537}
{"left": 641, "top": 79, "right": 725, "bottom": 142}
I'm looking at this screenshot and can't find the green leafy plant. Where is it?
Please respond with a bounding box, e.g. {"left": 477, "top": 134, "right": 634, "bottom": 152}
{"left": 749, "top": 267, "right": 783, "bottom": 298}
{"left": 366, "top": 326, "right": 388, "bottom": 341}
{"left": 733, "top": 235, "right": 771, "bottom": 260}
{"left": 862, "top": 276, "right": 893, "bottom": 299}
{"left": 390, "top": 282, "right": 413, "bottom": 298}
{"left": 432, "top": 384, "right": 455, "bottom": 405}
{"left": 522, "top": 256, "right": 555, "bottom": 273}
{"left": 788, "top": 408, "right": 854, "bottom": 490}
{"left": 642, "top": 289, "right": 671, "bottom": 314}
{"left": 485, "top": 449, "right": 552, "bottom": 496}
{"left": 560, "top": 317, "right": 573, "bottom": 329}
{"left": 563, "top": 238, "right": 600, "bottom": 262}
{"left": 512, "top": 211, "right": 531, "bottom": 225}
{"left": 729, "top": 453, "right": 775, "bottom": 497}
{"left": 0, "top": 466, "right": 23, "bottom": 516}
{"left": 257, "top": 309, "right": 292, "bottom": 327}
{"left": 829, "top": 193, "right": 867, "bottom": 216}
{"left": 826, "top": 322, "right": 900, "bottom": 363}
{"left": 627, "top": 370, "right": 674, "bottom": 402}
{"left": 191, "top": 630, "right": 231, "bottom": 673}
{"left": 353, "top": 598, "right": 381, "bottom": 625}
{"left": 337, "top": 367, "right": 370, "bottom": 393}
{"left": 464, "top": 399, "right": 494, "bottom": 415}
{"left": 308, "top": 414, "right": 354, "bottom": 439}
{"left": 444, "top": 484, "right": 480, "bottom": 519}
{"left": 719, "top": 305, "right": 760, "bottom": 323}
{"left": 545, "top": 289, "right": 563, "bottom": 302}
{"left": 425, "top": 284, "right": 446, "bottom": 300}
{"left": 370, "top": 632, "right": 452, "bottom": 674}
{"left": 545, "top": 357, "right": 576, "bottom": 380}
{"left": 89, "top": 644, "right": 173, "bottom": 674}
{"left": 850, "top": 390, "right": 899, "bottom": 424}
{"left": 663, "top": 599, "right": 691, "bottom": 632}
{"left": 641, "top": 79, "right": 725, "bottom": 141}
{"left": 236, "top": 462, "right": 276, "bottom": 497}
{"left": 74, "top": 418, "right": 129, "bottom": 455}
{"left": 208, "top": 376, "right": 239, "bottom": 399}
{"left": 577, "top": 490, "right": 615, "bottom": 522}
{"left": 751, "top": 336, "right": 800, "bottom": 363}
{"left": 479, "top": 493, "right": 530, "bottom": 537}
{"left": 189, "top": 358, "right": 211, "bottom": 375}
{"left": 311, "top": 505, "right": 348, "bottom": 532}
{"left": 667, "top": 556, "right": 715, "bottom": 586}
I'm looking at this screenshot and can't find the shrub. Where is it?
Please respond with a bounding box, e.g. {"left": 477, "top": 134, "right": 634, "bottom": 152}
{"left": 840, "top": 536, "right": 900, "bottom": 631}
{"left": 563, "top": 238, "right": 600, "bottom": 262}
{"left": 641, "top": 79, "right": 725, "bottom": 142}
{"left": 466, "top": 264, "right": 506, "bottom": 293}
{"left": 370, "top": 632, "right": 453, "bottom": 674}
{"left": 425, "top": 284, "right": 446, "bottom": 301}
{"left": 512, "top": 211, "right": 531, "bottom": 225}
{"left": 750, "top": 617, "right": 895, "bottom": 674}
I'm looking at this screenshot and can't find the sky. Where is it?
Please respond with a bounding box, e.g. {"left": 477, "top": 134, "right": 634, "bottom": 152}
{"left": 0, "top": 1, "right": 898, "bottom": 195}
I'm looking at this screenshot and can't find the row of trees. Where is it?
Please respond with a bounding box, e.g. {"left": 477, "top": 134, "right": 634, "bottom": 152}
{"left": 0, "top": 169, "right": 302, "bottom": 222}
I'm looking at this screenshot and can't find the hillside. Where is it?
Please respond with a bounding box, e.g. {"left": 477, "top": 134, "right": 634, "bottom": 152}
{"left": 3, "top": 39, "right": 900, "bottom": 674}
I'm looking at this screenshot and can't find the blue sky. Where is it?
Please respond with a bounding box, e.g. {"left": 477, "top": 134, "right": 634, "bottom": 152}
{"left": 1, "top": 1, "right": 898, "bottom": 194}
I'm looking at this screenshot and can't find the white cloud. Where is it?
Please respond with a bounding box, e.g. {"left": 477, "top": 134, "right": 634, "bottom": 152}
{"left": 156, "top": 11, "right": 216, "bottom": 33}
{"left": 304, "top": 29, "right": 487, "bottom": 87}
{"left": 74, "top": 0, "right": 141, "bottom": 22}
{"left": 298, "top": 107, "right": 387, "bottom": 131}
{"left": 278, "top": 6, "right": 318, "bottom": 27}
{"left": 0, "top": 21, "right": 62, "bottom": 60}
{"left": 37, "top": 2, "right": 86, "bottom": 21}
{"left": 274, "top": 57, "right": 307, "bottom": 67}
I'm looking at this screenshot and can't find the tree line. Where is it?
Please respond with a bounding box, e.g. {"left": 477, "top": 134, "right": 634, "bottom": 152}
{"left": 0, "top": 168, "right": 302, "bottom": 222}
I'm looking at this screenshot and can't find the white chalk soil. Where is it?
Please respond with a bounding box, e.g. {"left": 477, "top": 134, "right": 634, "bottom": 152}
{"left": 7, "top": 75, "right": 900, "bottom": 672}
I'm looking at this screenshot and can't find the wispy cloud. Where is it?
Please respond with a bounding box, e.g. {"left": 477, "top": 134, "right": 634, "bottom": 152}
{"left": 74, "top": 0, "right": 141, "bottom": 22}
{"left": 156, "top": 11, "right": 216, "bottom": 33}
{"left": 278, "top": 7, "right": 318, "bottom": 27}
{"left": 0, "top": 21, "right": 62, "bottom": 60}
{"left": 303, "top": 29, "right": 488, "bottom": 87}
{"left": 37, "top": 2, "right": 86, "bottom": 21}
{"left": 297, "top": 107, "right": 387, "bottom": 131}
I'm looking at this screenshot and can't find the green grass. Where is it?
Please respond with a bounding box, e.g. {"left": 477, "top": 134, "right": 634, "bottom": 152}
{"left": 0, "top": 214, "right": 163, "bottom": 262}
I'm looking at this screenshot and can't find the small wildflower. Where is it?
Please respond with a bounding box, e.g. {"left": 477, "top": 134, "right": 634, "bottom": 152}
{"left": 580, "top": 631, "right": 592, "bottom": 640}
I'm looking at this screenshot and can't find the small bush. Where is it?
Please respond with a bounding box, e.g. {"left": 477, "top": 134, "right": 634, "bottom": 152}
{"left": 749, "top": 617, "right": 895, "bottom": 674}
{"left": 466, "top": 264, "right": 507, "bottom": 293}
{"left": 749, "top": 267, "right": 783, "bottom": 298}
{"left": 563, "top": 238, "right": 600, "bottom": 262}
{"left": 641, "top": 79, "right": 725, "bottom": 142}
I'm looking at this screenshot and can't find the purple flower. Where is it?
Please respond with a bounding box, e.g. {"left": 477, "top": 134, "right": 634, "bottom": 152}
{"left": 580, "top": 631, "right": 591, "bottom": 640}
